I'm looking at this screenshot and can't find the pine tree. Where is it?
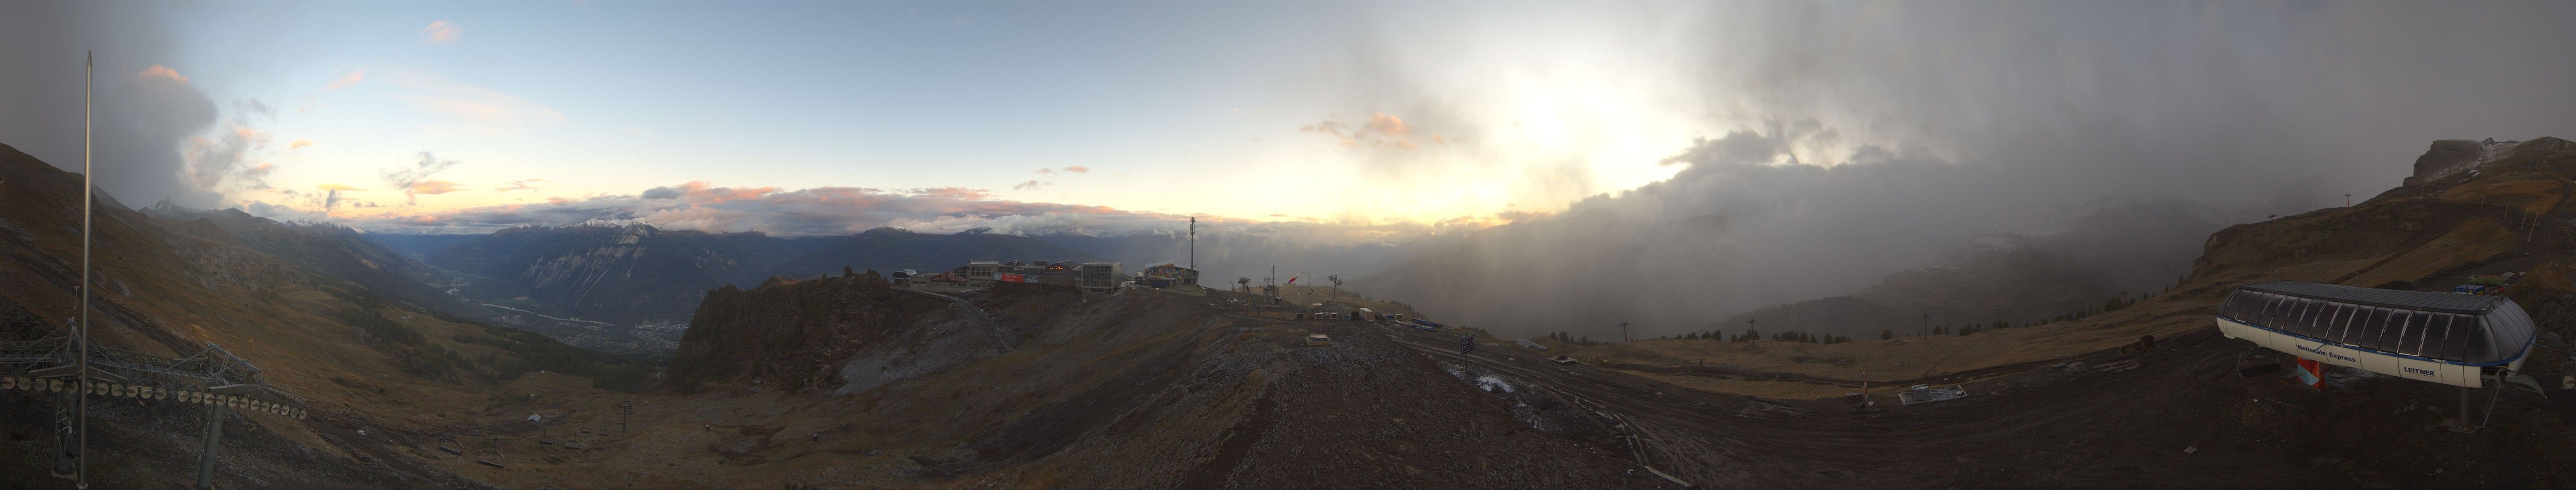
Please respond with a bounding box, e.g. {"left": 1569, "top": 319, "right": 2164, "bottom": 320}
{"left": 1881, "top": 329, "right": 1894, "bottom": 340}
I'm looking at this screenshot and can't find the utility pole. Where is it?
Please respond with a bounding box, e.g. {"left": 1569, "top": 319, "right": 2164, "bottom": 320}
{"left": 1327, "top": 275, "right": 1342, "bottom": 298}
{"left": 1746, "top": 319, "right": 1757, "bottom": 341}
{"left": 1620, "top": 322, "right": 1631, "bottom": 343}
{"left": 2345, "top": 193, "right": 2353, "bottom": 207}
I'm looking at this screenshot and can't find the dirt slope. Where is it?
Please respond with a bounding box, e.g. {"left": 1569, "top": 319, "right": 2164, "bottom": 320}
{"left": 606, "top": 279, "right": 1657, "bottom": 488}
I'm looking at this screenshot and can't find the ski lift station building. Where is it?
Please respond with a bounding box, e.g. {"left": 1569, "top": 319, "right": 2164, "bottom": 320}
{"left": 2217, "top": 281, "right": 2537, "bottom": 387}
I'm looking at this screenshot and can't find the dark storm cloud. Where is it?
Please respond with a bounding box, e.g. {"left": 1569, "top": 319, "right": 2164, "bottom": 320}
{"left": 1695, "top": 1, "right": 2576, "bottom": 208}
{"left": 1349, "top": 2, "right": 2576, "bottom": 339}
{"left": 0, "top": 2, "right": 227, "bottom": 209}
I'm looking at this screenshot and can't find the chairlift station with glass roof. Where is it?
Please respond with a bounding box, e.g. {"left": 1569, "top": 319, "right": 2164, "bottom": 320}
{"left": 2217, "top": 280, "right": 2538, "bottom": 388}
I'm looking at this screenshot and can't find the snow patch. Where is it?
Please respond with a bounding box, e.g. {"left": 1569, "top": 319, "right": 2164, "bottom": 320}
{"left": 1475, "top": 375, "right": 1516, "bottom": 393}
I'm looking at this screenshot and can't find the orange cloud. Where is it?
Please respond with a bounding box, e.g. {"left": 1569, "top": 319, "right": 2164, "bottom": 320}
{"left": 1365, "top": 112, "right": 1411, "bottom": 137}
{"left": 138, "top": 65, "right": 188, "bottom": 83}
{"left": 407, "top": 180, "right": 465, "bottom": 195}
{"left": 1302, "top": 113, "right": 1432, "bottom": 150}
{"left": 288, "top": 139, "right": 314, "bottom": 150}
{"left": 316, "top": 183, "right": 363, "bottom": 191}
{"left": 325, "top": 69, "right": 366, "bottom": 90}
{"left": 495, "top": 179, "right": 545, "bottom": 192}
{"left": 1032, "top": 166, "right": 1092, "bottom": 175}
{"left": 421, "top": 21, "right": 463, "bottom": 43}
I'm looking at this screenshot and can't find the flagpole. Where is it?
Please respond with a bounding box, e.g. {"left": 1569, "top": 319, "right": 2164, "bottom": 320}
{"left": 77, "top": 49, "right": 94, "bottom": 490}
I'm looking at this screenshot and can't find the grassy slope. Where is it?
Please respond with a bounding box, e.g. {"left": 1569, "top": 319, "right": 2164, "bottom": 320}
{"left": 1553, "top": 138, "right": 2576, "bottom": 399}
{"left": 0, "top": 143, "right": 645, "bottom": 487}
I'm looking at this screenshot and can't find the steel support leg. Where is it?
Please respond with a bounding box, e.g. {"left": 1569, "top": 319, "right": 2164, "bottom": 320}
{"left": 197, "top": 403, "right": 225, "bottom": 489}
{"left": 53, "top": 387, "right": 77, "bottom": 479}
{"left": 2454, "top": 385, "right": 2478, "bottom": 434}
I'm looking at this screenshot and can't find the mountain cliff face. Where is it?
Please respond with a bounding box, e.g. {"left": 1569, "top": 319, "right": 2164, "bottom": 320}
{"left": 365, "top": 233, "right": 483, "bottom": 261}
{"left": 142, "top": 203, "right": 471, "bottom": 313}
{"left": 426, "top": 223, "right": 831, "bottom": 323}
{"left": 759, "top": 227, "right": 1103, "bottom": 280}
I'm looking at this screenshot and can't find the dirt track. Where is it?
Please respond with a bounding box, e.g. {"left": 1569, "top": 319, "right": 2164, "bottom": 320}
{"left": 1255, "top": 313, "right": 2576, "bottom": 488}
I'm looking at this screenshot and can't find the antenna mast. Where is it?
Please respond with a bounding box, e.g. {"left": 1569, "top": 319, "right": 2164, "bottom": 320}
{"left": 77, "top": 49, "right": 94, "bottom": 489}
{"left": 1188, "top": 216, "right": 1195, "bottom": 285}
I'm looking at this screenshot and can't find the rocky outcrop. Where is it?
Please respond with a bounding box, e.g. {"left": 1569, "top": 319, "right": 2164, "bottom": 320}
{"left": 2402, "top": 138, "right": 2551, "bottom": 187}
{"left": 666, "top": 272, "right": 960, "bottom": 392}
{"left": 2406, "top": 139, "right": 2485, "bottom": 186}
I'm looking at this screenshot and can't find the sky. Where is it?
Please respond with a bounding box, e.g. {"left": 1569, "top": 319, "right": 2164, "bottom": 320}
{"left": 2, "top": 1, "right": 2573, "bottom": 241}
{"left": 1328, "top": 1, "right": 2576, "bottom": 338}
{"left": 0, "top": 2, "right": 1735, "bottom": 234}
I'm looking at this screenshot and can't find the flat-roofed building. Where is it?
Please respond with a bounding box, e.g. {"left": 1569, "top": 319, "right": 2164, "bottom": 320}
{"left": 1079, "top": 262, "right": 1123, "bottom": 293}
{"left": 966, "top": 260, "right": 1000, "bottom": 287}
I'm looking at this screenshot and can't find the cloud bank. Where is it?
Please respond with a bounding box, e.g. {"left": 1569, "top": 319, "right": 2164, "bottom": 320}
{"left": 0, "top": 3, "right": 288, "bottom": 210}
{"left": 1339, "top": 1, "right": 2576, "bottom": 339}
{"left": 327, "top": 181, "right": 1172, "bottom": 236}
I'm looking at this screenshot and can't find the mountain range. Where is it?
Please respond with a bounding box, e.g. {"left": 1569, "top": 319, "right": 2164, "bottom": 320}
{"left": 1703, "top": 200, "right": 2234, "bottom": 339}
{"left": 379, "top": 225, "right": 1101, "bottom": 340}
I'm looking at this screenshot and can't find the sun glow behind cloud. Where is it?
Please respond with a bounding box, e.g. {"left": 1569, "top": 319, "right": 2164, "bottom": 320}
{"left": 1246, "top": 5, "right": 1744, "bottom": 227}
